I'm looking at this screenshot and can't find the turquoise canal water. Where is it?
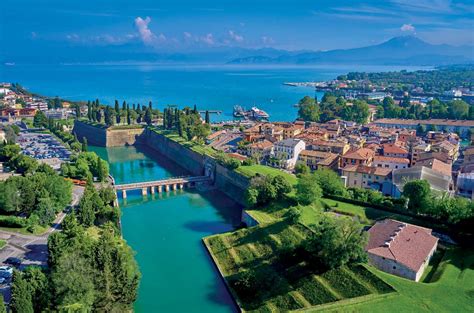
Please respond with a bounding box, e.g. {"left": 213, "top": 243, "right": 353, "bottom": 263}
{"left": 90, "top": 145, "right": 241, "bottom": 313}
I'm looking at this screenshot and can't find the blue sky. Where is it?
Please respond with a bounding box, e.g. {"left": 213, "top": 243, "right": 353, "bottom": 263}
{"left": 1, "top": 0, "right": 473, "bottom": 59}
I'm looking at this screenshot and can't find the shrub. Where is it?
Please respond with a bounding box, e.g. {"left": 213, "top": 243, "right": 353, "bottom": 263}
{"left": 0, "top": 216, "right": 26, "bottom": 228}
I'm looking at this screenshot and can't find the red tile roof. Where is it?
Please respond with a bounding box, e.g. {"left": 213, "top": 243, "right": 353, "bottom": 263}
{"left": 343, "top": 148, "right": 375, "bottom": 160}
{"left": 374, "top": 156, "right": 410, "bottom": 164}
{"left": 366, "top": 219, "right": 438, "bottom": 272}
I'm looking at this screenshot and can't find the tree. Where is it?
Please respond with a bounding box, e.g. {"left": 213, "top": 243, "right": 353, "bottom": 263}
{"left": 87, "top": 101, "right": 92, "bottom": 120}
{"left": 52, "top": 251, "right": 96, "bottom": 310}
{"left": 286, "top": 206, "right": 301, "bottom": 224}
{"left": 449, "top": 100, "right": 469, "bottom": 119}
{"left": 313, "top": 169, "right": 347, "bottom": 197}
{"left": 205, "top": 110, "right": 210, "bottom": 124}
{"left": 33, "top": 110, "right": 48, "bottom": 128}
{"left": 75, "top": 105, "right": 81, "bottom": 120}
{"left": 297, "top": 96, "right": 320, "bottom": 122}
{"left": 294, "top": 163, "right": 310, "bottom": 176}
{"left": 296, "top": 174, "right": 322, "bottom": 205}
{"left": 104, "top": 106, "right": 115, "bottom": 126}
{"left": 403, "top": 180, "right": 432, "bottom": 213}
{"left": 10, "top": 271, "right": 34, "bottom": 313}
{"left": 144, "top": 107, "right": 152, "bottom": 125}
{"left": 306, "top": 216, "right": 368, "bottom": 269}
{"left": 0, "top": 294, "right": 6, "bottom": 313}
{"left": 35, "top": 197, "right": 56, "bottom": 226}
{"left": 95, "top": 108, "right": 102, "bottom": 123}
{"left": 96, "top": 155, "right": 105, "bottom": 182}
{"left": 272, "top": 175, "right": 292, "bottom": 197}
{"left": 416, "top": 124, "right": 426, "bottom": 136}
{"left": 82, "top": 137, "right": 88, "bottom": 152}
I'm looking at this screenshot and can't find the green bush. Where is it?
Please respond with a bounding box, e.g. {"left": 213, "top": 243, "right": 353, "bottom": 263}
{"left": 0, "top": 216, "right": 26, "bottom": 228}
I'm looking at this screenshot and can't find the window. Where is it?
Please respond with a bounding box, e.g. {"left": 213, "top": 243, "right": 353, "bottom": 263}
{"left": 393, "top": 266, "right": 396, "bottom": 270}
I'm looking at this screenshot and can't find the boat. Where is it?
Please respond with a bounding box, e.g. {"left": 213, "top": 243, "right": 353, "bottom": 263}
{"left": 251, "top": 107, "right": 269, "bottom": 120}
{"left": 233, "top": 105, "right": 245, "bottom": 117}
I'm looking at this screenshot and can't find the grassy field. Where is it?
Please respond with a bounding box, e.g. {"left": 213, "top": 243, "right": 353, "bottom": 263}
{"left": 204, "top": 220, "right": 394, "bottom": 312}
{"left": 236, "top": 165, "right": 298, "bottom": 185}
{"left": 0, "top": 240, "right": 6, "bottom": 249}
{"left": 312, "top": 248, "right": 474, "bottom": 312}
{"left": 320, "top": 198, "right": 436, "bottom": 228}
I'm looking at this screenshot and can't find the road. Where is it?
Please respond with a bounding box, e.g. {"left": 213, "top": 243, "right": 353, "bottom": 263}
{"left": 0, "top": 185, "right": 84, "bottom": 303}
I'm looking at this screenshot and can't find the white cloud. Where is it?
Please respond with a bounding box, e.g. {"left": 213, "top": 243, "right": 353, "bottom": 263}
{"left": 200, "top": 33, "right": 214, "bottom": 45}
{"left": 134, "top": 16, "right": 156, "bottom": 44}
{"left": 228, "top": 30, "right": 244, "bottom": 42}
{"left": 261, "top": 36, "right": 275, "bottom": 45}
{"left": 400, "top": 23, "right": 415, "bottom": 31}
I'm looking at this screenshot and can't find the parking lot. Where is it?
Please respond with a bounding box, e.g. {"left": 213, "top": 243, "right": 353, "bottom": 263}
{"left": 17, "top": 132, "right": 72, "bottom": 169}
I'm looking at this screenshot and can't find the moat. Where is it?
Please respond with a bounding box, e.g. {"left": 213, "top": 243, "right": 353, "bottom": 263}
{"left": 90, "top": 145, "right": 241, "bottom": 312}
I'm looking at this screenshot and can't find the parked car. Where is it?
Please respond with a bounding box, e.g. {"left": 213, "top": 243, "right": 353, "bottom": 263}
{"left": 0, "top": 266, "right": 13, "bottom": 277}
{"left": 5, "top": 257, "right": 21, "bottom": 267}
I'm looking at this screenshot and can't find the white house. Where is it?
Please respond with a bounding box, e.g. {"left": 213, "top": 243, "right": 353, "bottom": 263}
{"left": 272, "top": 138, "right": 306, "bottom": 169}
{"left": 374, "top": 155, "right": 410, "bottom": 170}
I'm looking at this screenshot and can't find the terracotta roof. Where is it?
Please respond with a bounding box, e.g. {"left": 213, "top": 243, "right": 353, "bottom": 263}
{"left": 318, "top": 153, "right": 339, "bottom": 166}
{"left": 343, "top": 148, "right": 375, "bottom": 160}
{"left": 374, "top": 156, "right": 410, "bottom": 164}
{"left": 383, "top": 144, "right": 408, "bottom": 155}
{"left": 342, "top": 164, "right": 392, "bottom": 176}
{"left": 227, "top": 153, "right": 247, "bottom": 161}
{"left": 299, "top": 150, "right": 331, "bottom": 158}
{"left": 417, "top": 158, "right": 452, "bottom": 177}
{"left": 248, "top": 140, "right": 273, "bottom": 150}
{"left": 312, "top": 140, "right": 348, "bottom": 148}
{"left": 375, "top": 118, "right": 474, "bottom": 127}
{"left": 366, "top": 219, "right": 438, "bottom": 272}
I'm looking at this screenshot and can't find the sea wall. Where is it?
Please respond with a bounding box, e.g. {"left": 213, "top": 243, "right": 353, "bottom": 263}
{"left": 73, "top": 120, "right": 107, "bottom": 146}
{"left": 143, "top": 129, "right": 249, "bottom": 206}
{"left": 73, "top": 121, "right": 145, "bottom": 147}
{"left": 106, "top": 128, "right": 145, "bottom": 147}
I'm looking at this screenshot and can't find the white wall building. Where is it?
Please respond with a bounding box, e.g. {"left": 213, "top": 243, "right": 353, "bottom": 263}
{"left": 272, "top": 138, "right": 306, "bottom": 169}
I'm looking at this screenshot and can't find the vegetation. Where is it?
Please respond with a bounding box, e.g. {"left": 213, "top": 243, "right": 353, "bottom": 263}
{"left": 206, "top": 166, "right": 384, "bottom": 312}
{"left": 297, "top": 94, "right": 370, "bottom": 124}
{"left": 311, "top": 248, "right": 474, "bottom": 313}
{"left": 162, "top": 106, "right": 210, "bottom": 142}
{"left": 10, "top": 183, "right": 139, "bottom": 312}
{"left": 61, "top": 151, "right": 109, "bottom": 182}
{"left": 338, "top": 66, "right": 474, "bottom": 94}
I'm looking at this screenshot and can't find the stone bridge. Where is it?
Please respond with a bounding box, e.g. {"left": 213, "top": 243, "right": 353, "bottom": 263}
{"left": 114, "top": 175, "right": 212, "bottom": 199}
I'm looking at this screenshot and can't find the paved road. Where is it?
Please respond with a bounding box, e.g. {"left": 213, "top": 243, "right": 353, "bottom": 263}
{"left": 0, "top": 185, "right": 84, "bottom": 303}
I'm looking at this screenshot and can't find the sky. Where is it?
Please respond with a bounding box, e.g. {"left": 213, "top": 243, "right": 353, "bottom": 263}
{"left": 1, "top": 0, "right": 473, "bottom": 62}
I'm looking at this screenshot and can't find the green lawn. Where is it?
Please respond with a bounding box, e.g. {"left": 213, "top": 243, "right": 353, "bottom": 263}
{"left": 311, "top": 248, "right": 474, "bottom": 312}
{"left": 204, "top": 220, "right": 394, "bottom": 312}
{"left": 236, "top": 165, "right": 298, "bottom": 185}
{"left": 0, "top": 225, "right": 47, "bottom": 236}
{"left": 0, "top": 240, "right": 6, "bottom": 249}
{"left": 320, "top": 198, "right": 436, "bottom": 228}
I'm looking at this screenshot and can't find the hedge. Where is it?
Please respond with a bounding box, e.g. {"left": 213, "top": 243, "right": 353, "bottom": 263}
{"left": 321, "top": 268, "right": 371, "bottom": 298}
{"left": 0, "top": 216, "right": 26, "bottom": 228}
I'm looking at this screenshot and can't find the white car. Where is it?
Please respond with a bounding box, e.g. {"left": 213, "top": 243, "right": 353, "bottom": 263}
{"left": 0, "top": 266, "right": 13, "bottom": 277}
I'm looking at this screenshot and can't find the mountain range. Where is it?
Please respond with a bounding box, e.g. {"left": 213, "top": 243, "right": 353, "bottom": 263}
{"left": 227, "top": 36, "right": 474, "bottom": 66}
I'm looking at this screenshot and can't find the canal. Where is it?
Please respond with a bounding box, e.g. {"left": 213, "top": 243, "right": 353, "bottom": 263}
{"left": 90, "top": 144, "right": 241, "bottom": 313}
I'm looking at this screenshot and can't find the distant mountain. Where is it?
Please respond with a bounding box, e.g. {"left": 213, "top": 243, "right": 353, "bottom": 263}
{"left": 228, "top": 36, "right": 474, "bottom": 66}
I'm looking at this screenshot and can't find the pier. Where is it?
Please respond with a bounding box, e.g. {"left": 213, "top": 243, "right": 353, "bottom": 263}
{"left": 113, "top": 176, "right": 212, "bottom": 201}
{"left": 199, "top": 110, "right": 222, "bottom": 115}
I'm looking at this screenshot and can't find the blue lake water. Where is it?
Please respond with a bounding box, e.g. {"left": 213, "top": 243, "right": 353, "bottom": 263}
{"left": 0, "top": 64, "right": 426, "bottom": 121}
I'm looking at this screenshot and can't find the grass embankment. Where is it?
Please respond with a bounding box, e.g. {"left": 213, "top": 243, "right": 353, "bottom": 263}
{"left": 312, "top": 248, "right": 474, "bottom": 313}
{"left": 148, "top": 127, "right": 219, "bottom": 157}
{"left": 204, "top": 220, "right": 394, "bottom": 312}
{"left": 320, "top": 198, "right": 441, "bottom": 229}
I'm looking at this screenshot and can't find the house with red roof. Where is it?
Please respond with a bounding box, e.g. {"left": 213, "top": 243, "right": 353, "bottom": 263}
{"left": 366, "top": 219, "right": 438, "bottom": 282}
